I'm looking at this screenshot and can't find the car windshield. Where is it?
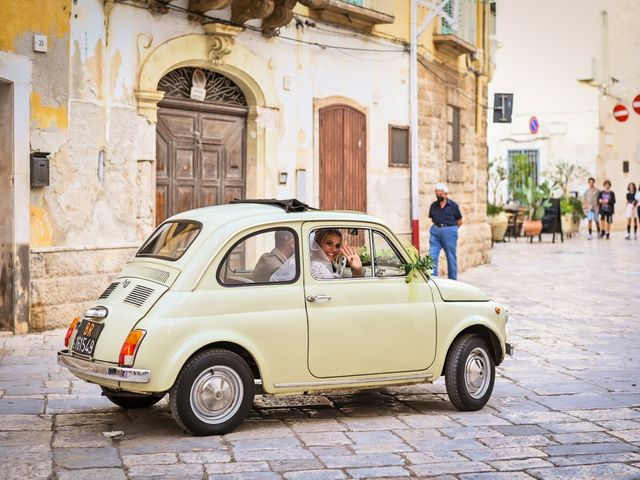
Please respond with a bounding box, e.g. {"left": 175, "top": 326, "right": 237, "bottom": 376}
{"left": 136, "top": 221, "right": 201, "bottom": 261}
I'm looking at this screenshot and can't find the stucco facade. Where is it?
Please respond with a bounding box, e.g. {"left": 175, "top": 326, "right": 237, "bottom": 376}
{"left": 1, "top": 0, "right": 492, "bottom": 331}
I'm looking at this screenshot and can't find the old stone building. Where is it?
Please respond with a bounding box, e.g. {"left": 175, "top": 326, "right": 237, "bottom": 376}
{"left": 0, "top": 0, "right": 492, "bottom": 332}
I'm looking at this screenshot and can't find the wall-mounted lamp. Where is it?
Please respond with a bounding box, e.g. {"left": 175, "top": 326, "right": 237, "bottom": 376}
{"left": 278, "top": 171, "right": 288, "bottom": 185}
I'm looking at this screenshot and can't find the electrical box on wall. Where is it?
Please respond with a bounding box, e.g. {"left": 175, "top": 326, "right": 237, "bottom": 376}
{"left": 30, "top": 152, "right": 50, "bottom": 187}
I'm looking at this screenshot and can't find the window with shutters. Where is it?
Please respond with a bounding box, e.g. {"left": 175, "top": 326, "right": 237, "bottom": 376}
{"left": 447, "top": 106, "right": 461, "bottom": 163}
{"left": 508, "top": 149, "right": 540, "bottom": 189}
{"left": 440, "top": 0, "right": 477, "bottom": 45}
{"left": 389, "top": 125, "right": 410, "bottom": 167}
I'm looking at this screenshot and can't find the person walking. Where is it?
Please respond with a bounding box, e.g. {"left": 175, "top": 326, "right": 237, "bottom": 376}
{"left": 598, "top": 180, "right": 616, "bottom": 239}
{"left": 636, "top": 183, "right": 640, "bottom": 233}
{"left": 428, "top": 182, "right": 463, "bottom": 280}
{"left": 583, "top": 177, "right": 600, "bottom": 240}
{"left": 625, "top": 182, "right": 638, "bottom": 240}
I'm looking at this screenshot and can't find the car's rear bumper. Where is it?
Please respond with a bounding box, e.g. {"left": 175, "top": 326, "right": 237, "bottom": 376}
{"left": 58, "top": 349, "right": 151, "bottom": 383}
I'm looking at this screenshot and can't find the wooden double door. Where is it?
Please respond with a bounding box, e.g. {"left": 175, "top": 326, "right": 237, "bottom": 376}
{"left": 319, "top": 105, "right": 367, "bottom": 212}
{"left": 156, "top": 99, "right": 247, "bottom": 225}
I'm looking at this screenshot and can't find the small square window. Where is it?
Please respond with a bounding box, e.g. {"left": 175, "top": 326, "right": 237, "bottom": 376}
{"left": 389, "top": 125, "right": 410, "bottom": 167}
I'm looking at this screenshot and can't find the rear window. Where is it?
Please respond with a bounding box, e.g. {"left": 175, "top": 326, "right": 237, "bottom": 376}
{"left": 136, "top": 221, "right": 201, "bottom": 261}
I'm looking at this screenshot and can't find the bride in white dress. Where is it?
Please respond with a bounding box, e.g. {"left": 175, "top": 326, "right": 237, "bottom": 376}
{"left": 309, "top": 229, "right": 363, "bottom": 279}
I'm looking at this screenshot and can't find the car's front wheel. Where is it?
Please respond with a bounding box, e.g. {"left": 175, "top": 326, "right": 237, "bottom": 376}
{"left": 444, "top": 334, "right": 495, "bottom": 411}
{"left": 102, "top": 388, "right": 165, "bottom": 409}
{"left": 170, "top": 349, "right": 254, "bottom": 435}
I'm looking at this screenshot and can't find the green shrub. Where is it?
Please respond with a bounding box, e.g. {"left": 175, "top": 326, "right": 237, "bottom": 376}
{"left": 487, "top": 202, "right": 503, "bottom": 216}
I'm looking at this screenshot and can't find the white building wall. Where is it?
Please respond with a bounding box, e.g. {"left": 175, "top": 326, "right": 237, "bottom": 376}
{"left": 488, "top": 0, "right": 614, "bottom": 199}
{"left": 597, "top": 1, "right": 640, "bottom": 230}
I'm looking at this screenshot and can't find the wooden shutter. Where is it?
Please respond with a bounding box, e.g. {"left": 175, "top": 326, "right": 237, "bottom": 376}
{"left": 319, "top": 105, "right": 367, "bottom": 212}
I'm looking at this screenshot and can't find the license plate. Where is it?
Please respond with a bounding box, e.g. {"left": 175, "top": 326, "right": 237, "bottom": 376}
{"left": 72, "top": 320, "right": 105, "bottom": 357}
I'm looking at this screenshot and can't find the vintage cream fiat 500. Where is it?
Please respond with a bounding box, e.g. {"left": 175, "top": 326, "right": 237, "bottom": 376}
{"left": 59, "top": 199, "right": 511, "bottom": 435}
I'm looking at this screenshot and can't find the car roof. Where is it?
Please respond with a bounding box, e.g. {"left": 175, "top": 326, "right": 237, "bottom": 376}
{"left": 167, "top": 202, "right": 388, "bottom": 231}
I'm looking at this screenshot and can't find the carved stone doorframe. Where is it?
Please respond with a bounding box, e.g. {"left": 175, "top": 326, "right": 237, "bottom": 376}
{"left": 136, "top": 32, "right": 279, "bottom": 219}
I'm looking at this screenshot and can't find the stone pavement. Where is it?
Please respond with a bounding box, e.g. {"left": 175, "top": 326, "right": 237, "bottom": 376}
{"left": 1, "top": 234, "right": 639, "bottom": 480}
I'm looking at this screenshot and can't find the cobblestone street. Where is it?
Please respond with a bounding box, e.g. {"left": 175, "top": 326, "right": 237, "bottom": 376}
{"left": 1, "top": 235, "right": 639, "bottom": 480}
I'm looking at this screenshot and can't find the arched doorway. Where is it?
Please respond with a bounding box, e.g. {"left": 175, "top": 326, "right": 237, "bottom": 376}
{"left": 155, "top": 67, "right": 248, "bottom": 225}
{"left": 319, "top": 104, "right": 367, "bottom": 212}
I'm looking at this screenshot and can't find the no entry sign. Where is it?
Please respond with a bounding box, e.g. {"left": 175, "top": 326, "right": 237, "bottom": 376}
{"left": 613, "top": 104, "right": 629, "bottom": 122}
{"left": 633, "top": 94, "right": 640, "bottom": 115}
{"left": 529, "top": 116, "right": 539, "bottom": 134}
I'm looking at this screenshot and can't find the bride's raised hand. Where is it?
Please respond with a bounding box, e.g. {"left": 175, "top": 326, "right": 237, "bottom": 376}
{"left": 342, "top": 245, "right": 362, "bottom": 274}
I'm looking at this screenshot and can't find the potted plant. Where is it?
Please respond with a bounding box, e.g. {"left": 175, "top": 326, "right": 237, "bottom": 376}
{"left": 515, "top": 178, "right": 552, "bottom": 237}
{"left": 546, "top": 160, "right": 587, "bottom": 236}
{"left": 560, "top": 197, "right": 574, "bottom": 235}
{"left": 487, "top": 160, "right": 509, "bottom": 242}
{"left": 487, "top": 202, "right": 509, "bottom": 241}
{"left": 570, "top": 196, "right": 585, "bottom": 233}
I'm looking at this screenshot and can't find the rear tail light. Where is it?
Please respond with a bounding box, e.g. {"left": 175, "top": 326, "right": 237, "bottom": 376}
{"left": 64, "top": 317, "right": 80, "bottom": 347}
{"left": 119, "top": 330, "right": 146, "bottom": 367}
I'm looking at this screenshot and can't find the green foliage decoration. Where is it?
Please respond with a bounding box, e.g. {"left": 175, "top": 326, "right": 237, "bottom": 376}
{"left": 487, "top": 202, "right": 503, "bottom": 216}
{"left": 545, "top": 159, "right": 589, "bottom": 198}
{"left": 508, "top": 153, "right": 533, "bottom": 198}
{"left": 560, "top": 196, "right": 586, "bottom": 222}
{"left": 400, "top": 244, "right": 435, "bottom": 283}
{"left": 514, "top": 178, "right": 552, "bottom": 220}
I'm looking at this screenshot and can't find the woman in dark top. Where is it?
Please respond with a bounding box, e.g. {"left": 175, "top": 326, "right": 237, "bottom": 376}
{"left": 625, "top": 182, "right": 638, "bottom": 240}
{"left": 597, "top": 180, "right": 616, "bottom": 239}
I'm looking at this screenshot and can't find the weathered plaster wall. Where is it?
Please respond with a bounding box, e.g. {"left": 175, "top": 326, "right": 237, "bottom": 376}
{"left": 0, "top": 0, "right": 72, "bottom": 249}
{"left": 21, "top": 0, "right": 490, "bottom": 329}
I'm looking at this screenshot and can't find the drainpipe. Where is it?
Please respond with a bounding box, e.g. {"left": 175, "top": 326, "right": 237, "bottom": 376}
{"left": 410, "top": 0, "right": 420, "bottom": 250}
{"left": 410, "top": 0, "right": 453, "bottom": 250}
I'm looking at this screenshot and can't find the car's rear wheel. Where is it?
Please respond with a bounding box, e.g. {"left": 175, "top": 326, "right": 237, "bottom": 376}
{"left": 102, "top": 388, "right": 165, "bottom": 409}
{"left": 444, "top": 334, "right": 495, "bottom": 411}
{"left": 170, "top": 349, "right": 254, "bottom": 435}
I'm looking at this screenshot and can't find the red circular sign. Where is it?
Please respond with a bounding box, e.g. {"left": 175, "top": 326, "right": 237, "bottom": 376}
{"left": 633, "top": 94, "right": 640, "bottom": 115}
{"left": 529, "top": 116, "right": 540, "bottom": 134}
{"left": 613, "top": 104, "right": 629, "bottom": 122}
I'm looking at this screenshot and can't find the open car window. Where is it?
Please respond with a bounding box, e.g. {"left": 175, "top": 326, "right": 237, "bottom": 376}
{"left": 136, "top": 221, "right": 201, "bottom": 261}
{"left": 309, "top": 227, "right": 372, "bottom": 280}
{"left": 218, "top": 228, "right": 299, "bottom": 286}
{"left": 373, "top": 231, "right": 406, "bottom": 277}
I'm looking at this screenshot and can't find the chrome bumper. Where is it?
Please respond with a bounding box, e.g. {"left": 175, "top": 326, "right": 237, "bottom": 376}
{"left": 506, "top": 343, "right": 514, "bottom": 356}
{"left": 58, "top": 350, "right": 151, "bottom": 383}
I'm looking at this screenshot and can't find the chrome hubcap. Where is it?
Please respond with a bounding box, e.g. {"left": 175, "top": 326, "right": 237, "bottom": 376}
{"left": 190, "top": 366, "right": 243, "bottom": 424}
{"left": 464, "top": 347, "right": 491, "bottom": 399}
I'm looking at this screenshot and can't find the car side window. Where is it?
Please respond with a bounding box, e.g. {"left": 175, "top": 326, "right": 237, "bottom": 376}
{"left": 373, "top": 231, "right": 406, "bottom": 278}
{"left": 218, "top": 228, "right": 299, "bottom": 286}
{"left": 309, "top": 227, "right": 372, "bottom": 280}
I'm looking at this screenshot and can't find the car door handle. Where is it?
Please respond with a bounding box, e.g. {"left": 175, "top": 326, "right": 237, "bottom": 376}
{"left": 306, "top": 295, "right": 332, "bottom": 302}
